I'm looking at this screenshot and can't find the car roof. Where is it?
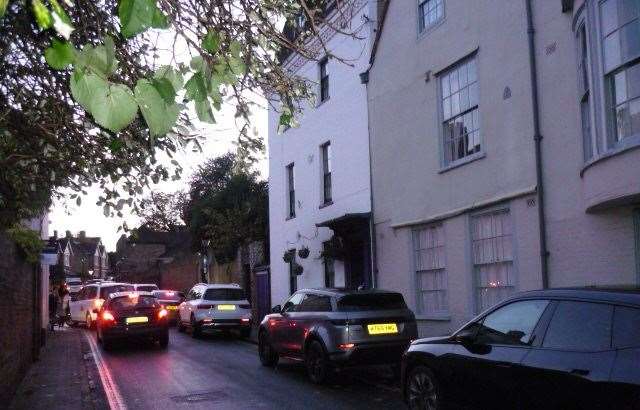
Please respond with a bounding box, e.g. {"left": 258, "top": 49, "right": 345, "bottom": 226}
{"left": 96, "top": 282, "right": 131, "bottom": 288}
{"left": 108, "top": 291, "right": 156, "bottom": 299}
{"left": 510, "top": 287, "right": 640, "bottom": 306}
{"left": 300, "top": 287, "right": 403, "bottom": 297}
{"left": 201, "top": 283, "right": 242, "bottom": 289}
{"left": 134, "top": 283, "right": 157, "bottom": 286}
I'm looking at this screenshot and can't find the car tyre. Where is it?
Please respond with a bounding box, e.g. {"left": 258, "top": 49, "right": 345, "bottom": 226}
{"left": 258, "top": 331, "right": 279, "bottom": 367}
{"left": 158, "top": 332, "right": 169, "bottom": 349}
{"left": 406, "top": 365, "right": 441, "bottom": 410}
{"left": 305, "top": 340, "right": 329, "bottom": 384}
{"left": 190, "top": 315, "right": 201, "bottom": 338}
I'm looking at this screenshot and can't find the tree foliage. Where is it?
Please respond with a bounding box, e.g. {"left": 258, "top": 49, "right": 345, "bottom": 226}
{"left": 183, "top": 153, "right": 268, "bottom": 263}
{"left": 139, "top": 191, "right": 186, "bottom": 232}
{"left": 0, "top": 0, "right": 362, "bottom": 229}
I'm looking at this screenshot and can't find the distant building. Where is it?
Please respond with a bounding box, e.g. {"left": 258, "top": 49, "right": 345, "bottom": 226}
{"left": 50, "top": 230, "right": 109, "bottom": 279}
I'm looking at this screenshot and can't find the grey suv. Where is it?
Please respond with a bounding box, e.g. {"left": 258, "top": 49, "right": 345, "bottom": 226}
{"left": 258, "top": 288, "right": 418, "bottom": 383}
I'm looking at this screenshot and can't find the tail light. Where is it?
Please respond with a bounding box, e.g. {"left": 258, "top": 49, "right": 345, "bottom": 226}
{"left": 102, "top": 311, "right": 115, "bottom": 321}
{"left": 338, "top": 343, "right": 355, "bottom": 350}
{"left": 158, "top": 309, "right": 168, "bottom": 319}
{"left": 198, "top": 304, "right": 213, "bottom": 309}
{"left": 241, "top": 318, "right": 250, "bottom": 323}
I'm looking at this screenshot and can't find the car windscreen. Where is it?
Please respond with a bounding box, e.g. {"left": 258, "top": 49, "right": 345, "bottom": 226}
{"left": 137, "top": 285, "right": 158, "bottom": 292}
{"left": 100, "top": 284, "right": 134, "bottom": 299}
{"left": 109, "top": 295, "right": 159, "bottom": 310}
{"left": 67, "top": 279, "right": 82, "bottom": 285}
{"left": 337, "top": 293, "right": 407, "bottom": 312}
{"left": 203, "top": 288, "right": 245, "bottom": 301}
{"left": 153, "top": 291, "right": 182, "bottom": 301}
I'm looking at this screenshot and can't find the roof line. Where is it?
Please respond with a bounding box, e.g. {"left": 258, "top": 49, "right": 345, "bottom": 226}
{"left": 369, "top": 0, "right": 390, "bottom": 66}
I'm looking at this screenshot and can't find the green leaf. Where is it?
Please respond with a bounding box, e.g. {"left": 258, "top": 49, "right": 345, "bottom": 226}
{"left": 1, "top": 0, "right": 9, "bottom": 18}
{"left": 69, "top": 69, "right": 108, "bottom": 113}
{"left": 228, "top": 56, "right": 246, "bottom": 76}
{"left": 118, "top": 0, "right": 168, "bottom": 38}
{"left": 154, "top": 66, "right": 183, "bottom": 91}
{"left": 49, "top": 0, "right": 73, "bottom": 39}
{"left": 202, "top": 31, "right": 220, "bottom": 54}
{"left": 91, "top": 83, "right": 138, "bottom": 132}
{"left": 195, "top": 99, "right": 215, "bottom": 123}
{"left": 151, "top": 77, "right": 176, "bottom": 103}
{"left": 44, "top": 39, "right": 75, "bottom": 70}
{"left": 32, "top": 0, "right": 53, "bottom": 30}
{"left": 190, "top": 55, "right": 204, "bottom": 71}
{"left": 134, "top": 79, "right": 180, "bottom": 137}
{"left": 184, "top": 71, "right": 207, "bottom": 102}
{"left": 75, "top": 42, "right": 118, "bottom": 78}
{"left": 104, "top": 36, "right": 116, "bottom": 75}
{"left": 229, "top": 40, "right": 242, "bottom": 58}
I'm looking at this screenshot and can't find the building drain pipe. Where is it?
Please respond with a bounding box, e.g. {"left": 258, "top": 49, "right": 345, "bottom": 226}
{"left": 526, "top": 0, "right": 550, "bottom": 289}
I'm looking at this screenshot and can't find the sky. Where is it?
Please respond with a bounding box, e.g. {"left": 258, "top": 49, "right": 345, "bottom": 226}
{"left": 48, "top": 29, "right": 269, "bottom": 252}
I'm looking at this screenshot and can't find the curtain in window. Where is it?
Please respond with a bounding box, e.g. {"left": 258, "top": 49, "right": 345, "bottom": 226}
{"left": 413, "top": 225, "right": 448, "bottom": 314}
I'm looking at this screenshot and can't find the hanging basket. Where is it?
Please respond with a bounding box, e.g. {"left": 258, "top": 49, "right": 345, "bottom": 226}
{"left": 298, "top": 246, "right": 310, "bottom": 259}
{"left": 293, "top": 263, "right": 304, "bottom": 276}
{"left": 283, "top": 249, "right": 295, "bottom": 263}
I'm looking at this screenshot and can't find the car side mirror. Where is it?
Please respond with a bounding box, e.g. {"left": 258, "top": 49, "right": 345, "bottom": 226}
{"left": 271, "top": 305, "right": 281, "bottom": 313}
{"left": 454, "top": 328, "right": 477, "bottom": 345}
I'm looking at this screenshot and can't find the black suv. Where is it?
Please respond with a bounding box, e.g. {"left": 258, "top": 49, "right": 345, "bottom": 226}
{"left": 258, "top": 288, "right": 418, "bottom": 383}
{"left": 402, "top": 288, "right": 640, "bottom": 410}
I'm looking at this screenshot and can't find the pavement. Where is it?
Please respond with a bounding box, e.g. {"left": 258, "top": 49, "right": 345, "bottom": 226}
{"left": 9, "top": 326, "right": 109, "bottom": 410}
{"left": 9, "top": 326, "right": 403, "bottom": 410}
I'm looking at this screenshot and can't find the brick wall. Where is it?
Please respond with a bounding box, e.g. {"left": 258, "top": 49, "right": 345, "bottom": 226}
{"left": 0, "top": 233, "right": 39, "bottom": 403}
{"left": 159, "top": 255, "right": 200, "bottom": 294}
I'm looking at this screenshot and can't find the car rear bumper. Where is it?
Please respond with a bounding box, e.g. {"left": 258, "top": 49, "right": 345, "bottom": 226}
{"left": 329, "top": 340, "right": 411, "bottom": 366}
{"left": 101, "top": 324, "right": 168, "bottom": 340}
{"left": 198, "top": 318, "right": 251, "bottom": 330}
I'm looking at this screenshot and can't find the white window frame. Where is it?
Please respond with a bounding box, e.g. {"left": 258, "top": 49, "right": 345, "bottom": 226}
{"left": 411, "top": 223, "right": 449, "bottom": 319}
{"left": 470, "top": 207, "right": 517, "bottom": 314}
{"left": 320, "top": 141, "right": 332, "bottom": 206}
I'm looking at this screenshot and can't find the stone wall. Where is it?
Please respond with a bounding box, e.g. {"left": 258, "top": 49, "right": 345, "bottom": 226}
{"left": 0, "top": 233, "right": 39, "bottom": 403}
{"left": 159, "top": 255, "right": 200, "bottom": 293}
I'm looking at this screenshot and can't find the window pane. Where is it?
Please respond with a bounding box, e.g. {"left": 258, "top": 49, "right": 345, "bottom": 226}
{"left": 627, "top": 62, "right": 640, "bottom": 100}
{"left": 451, "top": 92, "right": 460, "bottom": 116}
{"left": 631, "top": 98, "right": 640, "bottom": 133}
{"left": 443, "top": 96, "right": 451, "bottom": 119}
{"left": 543, "top": 302, "right": 613, "bottom": 351}
{"left": 616, "top": 103, "right": 633, "bottom": 139}
{"left": 450, "top": 70, "right": 459, "bottom": 93}
{"left": 613, "top": 306, "right": 640, "bottom": 348}
{"left": 620, "top": 19, "right": 640, "bottom": 64}
{"left": 467, "top": 59, "right": 477, "bottom": 83}
{"left": 442, "top": 75, "right": 450, "bottom": 98}
{"left": 477, "top": 300, "right": 549, "bottom": 345}
{"left": 469, "top": 82, "right": 479, "bottom": 107}
{"left": 615, "top": 70, "right": 628, "bottom": 104}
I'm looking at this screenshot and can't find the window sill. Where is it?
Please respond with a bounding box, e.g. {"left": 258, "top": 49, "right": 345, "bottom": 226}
{"left": 580, "top": 136, "right": 640, "bottom": 177}
{"left": 415, "top": 314, "right": 451, "bottom": 322}
{"left": 417, "top": 17, "right": 446, "bottom": 41}
{"left": 319, "top": 201, "right": 333, "bottom": 209}
{"left": 438, "top": 151, "right": 486, "bottom": 174}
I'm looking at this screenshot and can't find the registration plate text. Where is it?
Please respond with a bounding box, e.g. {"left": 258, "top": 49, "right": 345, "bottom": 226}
{"left": 367, "top": 323, "right": 398, "bottom": 335}
{"left": 126, "top": 316, "right": 149, "bottom": 324}
{"left": 217, "top": 304, "right": 236, "bottom": 311}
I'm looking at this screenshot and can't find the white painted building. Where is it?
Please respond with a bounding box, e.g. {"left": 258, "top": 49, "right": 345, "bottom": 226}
{"left": 268, "top": 0, "right": 375, "bottom": 306}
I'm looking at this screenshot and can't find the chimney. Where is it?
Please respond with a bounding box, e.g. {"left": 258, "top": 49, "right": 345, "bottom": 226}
{"left": 79, "top": 230, "right": 86, "bottom": 240}
{"left": 65, "top": 230, "right": 72, "bottom": 238}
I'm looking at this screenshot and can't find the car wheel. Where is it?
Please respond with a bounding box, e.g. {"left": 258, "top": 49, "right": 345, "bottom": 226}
{"left": 158, "top": 332, "right": 169, "bottom": 349}
{"left": 258, "top": 331, "right": 278, "bottom": 367}
{"left": 190, "top": 315, "right": 201, "bottom": 338}
{"left": 86, "top": 313, "right": 94, "bottom": 330}
{"left": 305, "top": 340, "right": 329, "bottom": 384}
{"left": 406, "top": 365, "right": 440, "bottom": 410}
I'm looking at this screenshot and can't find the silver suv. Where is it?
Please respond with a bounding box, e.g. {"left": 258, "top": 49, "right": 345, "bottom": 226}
{"left": 258, "top": 288, "right": 418, "bottom": 384}
{"left": 178, "top": 283, "right": 252, "bottom": 338}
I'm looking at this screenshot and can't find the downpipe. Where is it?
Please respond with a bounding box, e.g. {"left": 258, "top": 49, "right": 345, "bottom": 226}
{"left": 526, "top": 0, "right": 550, "bottom": 289}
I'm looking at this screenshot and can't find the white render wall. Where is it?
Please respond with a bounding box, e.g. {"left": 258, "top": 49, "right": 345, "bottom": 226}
{"left": 368, "top": 0, "right": 640, "bottom": 337}
{"left": 268, "top": 1, "right": 373, "bottom": 307}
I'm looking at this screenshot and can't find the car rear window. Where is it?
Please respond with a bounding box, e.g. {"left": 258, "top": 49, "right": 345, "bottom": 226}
{"left": 109, "top": 295, "right": 158, "bottom": 310}
{"left": 137, "top": 285, "right": 158, "bottom": 292}
{"left": 153, "top": 291, "right": 182, "bottom": 301}
{"left": 203, "top": 288, "right": 245, "bottom": 301}
{"left": 100, "top": 284, "right": 135, "bottom": 299}
{"left": 337, "top": 293, "right": 407, "bottom": 312}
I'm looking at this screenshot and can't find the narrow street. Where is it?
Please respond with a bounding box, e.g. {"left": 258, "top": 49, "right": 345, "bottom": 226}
{"left": 88, "top": 328, "right": 404, "bottom": 410}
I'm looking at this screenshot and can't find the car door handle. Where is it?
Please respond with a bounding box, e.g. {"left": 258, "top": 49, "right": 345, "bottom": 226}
{"left": 569, "top": 368, "right": 590, "bottom": 376}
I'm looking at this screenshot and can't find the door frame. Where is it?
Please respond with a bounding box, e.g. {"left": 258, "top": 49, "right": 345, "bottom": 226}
{"left": 634, "top": 209, "right": 640, "bottom": 285}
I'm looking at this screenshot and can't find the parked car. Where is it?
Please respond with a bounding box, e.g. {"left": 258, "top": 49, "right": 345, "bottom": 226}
{"left": 64, "top": 277, "right": 83, "bottom": 295}
{"left": 178, "top": 283, "right": 252, "bottom": 338}
{"left": 258, "top": 288, "right": 418, "bottom": 384}
{"left": 401, "top": 288, "right": 640, "bottom": 410}
{"left": 153, "top": 290, "right": 185, "bottom": 324}
{"left": 95, "top": 291, "right": 169, "bottom": 350}
{"left": 133, "top": 283, "right": 159, "bottom": 292}
{"left": 69, "top": 282, "right": 134, "bottom": 328}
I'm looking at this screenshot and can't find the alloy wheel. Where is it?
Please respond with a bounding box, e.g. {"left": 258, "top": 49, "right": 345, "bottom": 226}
{"left": 306, "top": 342, "right": 327, "bottom": 384}
{"left": 407, "top": 366, "right": 439, "bottom": 410}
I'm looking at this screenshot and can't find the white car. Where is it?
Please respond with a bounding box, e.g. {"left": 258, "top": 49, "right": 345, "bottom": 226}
{"left": 178, "top": 283, "right": 252, "bottom": 338}
{"left": 69, "top": 282, "right": 134, "bottom": 329}
{"left": 133, "top": 283, "right": 159, "bottom": 292}
{"left": 65, "top": 277, "right": 83, "bottom": 294}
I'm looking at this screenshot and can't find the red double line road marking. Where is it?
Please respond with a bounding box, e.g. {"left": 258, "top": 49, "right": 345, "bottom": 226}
{"left": 84, "top": 331, "right": 127, "bottom": 410}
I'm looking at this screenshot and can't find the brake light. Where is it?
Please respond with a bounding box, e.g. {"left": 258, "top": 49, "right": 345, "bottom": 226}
{"left": 158, "top": 309, "right": 168, "bottom": 319}
{"left": 102, "top": 311, "right": 115, "bottom": 321}
{"left": 241, "top": 318, "right": 250, "bottom": 323}
{"left": 338, "top": 343, "right": 355, "bottom": 350}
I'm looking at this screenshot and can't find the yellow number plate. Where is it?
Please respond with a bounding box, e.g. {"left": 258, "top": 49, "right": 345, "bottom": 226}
{"left": 217, "top": 304, "right": 236, "bottom": 311}
{"left": 367, "top": 323, "right": 398, "bottom": 335}
{"left": 126, "top": 316, "right": 149, "bottom": 324}
{"left": 166, "top": 305, "right": 178, "bottom": 310}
